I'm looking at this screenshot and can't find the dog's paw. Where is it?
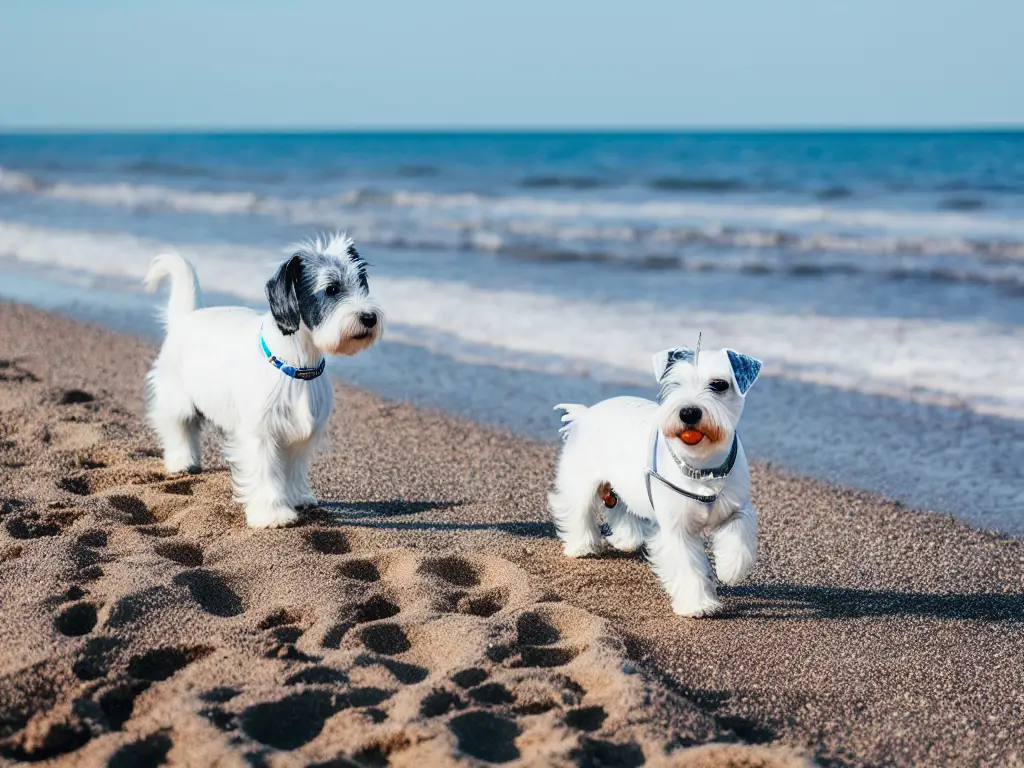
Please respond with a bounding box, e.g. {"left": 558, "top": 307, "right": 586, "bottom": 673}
{"left": 605, "top": 527, "right": 644, "bottom": 553}
{"left": 562, "top": 541, "right": 603, "bottom": 558}
{"left": 714, "top": 551, "right": 756, "bottom": 586}
{"left": 246, "top": 505, "right": 299, "bottom": 529}
{"left": 293, "top": 494, "right": 319, "bottom": 510}
{"left": 716, "top": 564, "right": 753, "bottom": 587}
{"left": 164, "top": 458, "right": 200, "bottom": 475}
{"left": 671, "top": 595, "right": 723, "bottom": 618}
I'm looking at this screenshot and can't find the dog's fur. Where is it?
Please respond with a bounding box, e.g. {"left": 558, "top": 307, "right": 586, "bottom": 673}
{"left": 548, "top": 347, "right": 761, "bottom": 616}
{"left": 144, "top": 234, "right": 383, "bottom": 528}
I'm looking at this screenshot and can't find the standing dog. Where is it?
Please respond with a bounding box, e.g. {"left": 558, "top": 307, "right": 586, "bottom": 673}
{"left": 548, "top": 345, "right": 762, "bottom": 616}
{"left": 145, "top": 234, "right": 383, "bottom": 528}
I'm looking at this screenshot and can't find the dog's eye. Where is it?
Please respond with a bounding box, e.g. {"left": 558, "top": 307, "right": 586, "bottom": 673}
{"left": 708, "top": 379, "right": 730, "bottom": 393}
{"left": 325, "top": 284, "right": 341, "bottom": 297}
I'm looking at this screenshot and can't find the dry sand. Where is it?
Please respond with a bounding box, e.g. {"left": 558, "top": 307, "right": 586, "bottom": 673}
{"left": 0, "top": 301, "right": 1020, "bottom": 768}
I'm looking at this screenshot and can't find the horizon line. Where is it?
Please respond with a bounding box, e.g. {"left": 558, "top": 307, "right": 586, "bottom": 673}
{"left": 2, "top": 124, "right": 1023, "bottom": 135}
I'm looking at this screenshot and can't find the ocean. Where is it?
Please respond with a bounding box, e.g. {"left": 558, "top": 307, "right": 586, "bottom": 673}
{"left": 1, "top": 131, "right": 1023, "bottom": 530}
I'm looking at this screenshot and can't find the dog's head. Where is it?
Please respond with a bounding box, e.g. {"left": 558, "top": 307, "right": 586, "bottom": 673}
{"left": 653, "top": 346, "right": 761, "bottom": 462}
{"left": 266, "top": 234, "right": 384, "bottom": 355}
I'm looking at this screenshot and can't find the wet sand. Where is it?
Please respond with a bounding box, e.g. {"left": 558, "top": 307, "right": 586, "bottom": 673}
{"left": 0, "top": 301, "right": 1021, "bottom": 767}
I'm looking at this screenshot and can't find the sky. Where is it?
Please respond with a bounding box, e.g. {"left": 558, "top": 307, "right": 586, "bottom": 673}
{"left": 1, "top": 0, "right": 1022, "bottom": 129}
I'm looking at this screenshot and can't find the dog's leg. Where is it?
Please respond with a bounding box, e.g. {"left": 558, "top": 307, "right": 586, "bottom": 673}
{"left": 147, "top": 377, "right": 201, "bottom": 474}
{"left": 647, "top": 523, "right": 721, "bottom": 617}
{"left": 227, "top": 433, "right": 298, "bottom": 529}
{"left": 547, "top": 447, "right": 604, "bottom": 557}
{"left": 711, "top": 504, "right": 758, "bottom": 586}
{"left": 605, "top": 504, "right": 650, "bottom": 553}
{"left": 284, "top": 438, "right": 318, "bottom": 509}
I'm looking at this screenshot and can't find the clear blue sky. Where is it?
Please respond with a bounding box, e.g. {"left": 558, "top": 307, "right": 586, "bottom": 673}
{"left": 1, "top": 0, "right": 1022, "bottom": 129}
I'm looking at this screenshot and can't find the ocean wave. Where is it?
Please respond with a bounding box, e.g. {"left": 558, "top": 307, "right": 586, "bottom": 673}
{"left": 2, "top": 220, "right": 1024, "bottom": 421}
{"left": 4, "top": 166, "right": 1024, "bottom": 270}
{"left": 937, "top": 196, "right": 987, "bottom": 211}
{"left": 121, "top": 160, "right": 222, "bottom": 179}
{"left": 520, "top": 175, "right": 610, "bottom": 190}
{"left": 0, "top": 168, "right": 40, "bottom": 193}
{"left": 648, "top": 176, "right": 749, "bottom": 192}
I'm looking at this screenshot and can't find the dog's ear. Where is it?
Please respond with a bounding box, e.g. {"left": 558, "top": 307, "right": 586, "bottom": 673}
{"left": 652, "top": 347, "right": 695, "bottom": 381}
{"left": 726, "top": 349, "right": 762, "bottom": 396}
{"left": 266, "top": 254, "right": 304, "bottom": 335}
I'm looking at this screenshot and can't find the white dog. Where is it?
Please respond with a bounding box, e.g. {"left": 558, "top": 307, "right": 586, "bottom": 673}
{"left": 144, "top": 234, "right": 383, "bottom": 528}
{"left": 548, "top": 344, "right": 762, "bottom": 616}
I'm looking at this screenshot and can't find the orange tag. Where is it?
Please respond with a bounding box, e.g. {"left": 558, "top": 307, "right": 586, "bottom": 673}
{"left": 680, "top": 430, "right": 705, "bottom": 445}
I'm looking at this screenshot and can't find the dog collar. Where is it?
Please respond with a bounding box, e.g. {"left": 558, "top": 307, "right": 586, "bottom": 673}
{"left": 259, "top": 331, "right": 326, "bottom": 381}
{"left": 645, "top": 432, "right": 738, "bottom": 507}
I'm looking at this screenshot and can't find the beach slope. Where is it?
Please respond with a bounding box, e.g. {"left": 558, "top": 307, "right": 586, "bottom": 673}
{"left": 0, "top": 302, "right": 1020, "bottom": 767}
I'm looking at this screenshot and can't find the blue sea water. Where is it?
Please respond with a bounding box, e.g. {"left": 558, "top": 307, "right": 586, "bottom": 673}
{"left": 1, "top": 131, "right": 1023, "bottom": 531}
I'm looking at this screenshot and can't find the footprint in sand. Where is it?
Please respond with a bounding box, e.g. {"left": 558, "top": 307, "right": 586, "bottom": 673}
{"left": 53, "top": 602, "right": 98, "bottom": 637}
{"left": 337, "top": 557, "right": 380, "bottom": 582}
{"left": 565, "top": 705, "right": 608, "bottom": 732}
{"left": 154, "top": 540, "right": 204, "bottom": 567}
{"left": 107, "top": 732, "right": 173, "bottom": 768}
{"left": 304, "top": 528, "right": 350, "bottom": 555}
{"left": 353, "top": 594, "right": 400, "bottom": 623}
{"left": 56, "top": 389, "right": 95, "bottom": 406}
{"left": 448, "top": 710, "right": 520, "bottom": 763}
{"left": 451, "top": 667, "right": 488, "bottom": 689}
{"left": 70, "top": 528, "right": 110, "bottom": 581}
{"left": 239, "top": 691, "right": 346, "bottom": 750}
{"left": 355, "top": 653, "right": 430, "bottom": 685}
{"left": 172, "top": 569, "right": 244, "bottom": 618}
{"left": 105, "top": 586, "right": 176, "bottom": 628}
{"left": 419, "top": 554, "right": 511, "bottom": 618}
{"left": 468, "top": 682, "right": 516, "bottom": 706}
{"left": 72, "top": 636, "right": 121, "bottom": 680}
{"left": 58, "top": 460, "right": 169, "bottom": 499}
{"left": 359, "top": 623, "right": 411, "bottom": 656}
{"left": 126, "top": 645, "right": 213, "bottom": 681}
{"left": 572, "top": 738, "right": 645, "bottom": 767}
{"left": 56, "top": 475, "right": 91, "bottom": 496}
{"left": 285, "top": 666, "right": 349, "bottom": 686}
{"left": 94, "top": 645, "right": 213, "bottom": 732}
{"left": 0, "top": 359, "right": 39, "bottom": 383}
{"left": 418, "top": 555, "right": 480, "bottom": 587}
{"left": 105, "top": 494, "right": 157, "bottom": 525}
{"left": 158, "top": 478, "right": 196, "bottom": 496}
{"left": 420, "top": 688, "right": 466, "bottom": 718}
{"left": 95, "top": 643, "right": 211, "bottom": 733}
{"left": 4, "top": 509, "right": 82, "bottom": 540}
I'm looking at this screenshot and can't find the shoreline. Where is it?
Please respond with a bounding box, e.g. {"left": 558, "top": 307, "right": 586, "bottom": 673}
{"left": 2, "top": 260, "right": 1023, "bottom": 537}
{"left": 1, "top": 301, "right": 1022, "bottom": 766}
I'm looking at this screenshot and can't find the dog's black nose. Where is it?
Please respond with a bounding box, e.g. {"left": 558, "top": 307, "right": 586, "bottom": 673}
{"left": 678, "top": 406, "right": 702, "bottom": 425}
{"left": 359, "top": 312, "right": 378, "bottom": 329}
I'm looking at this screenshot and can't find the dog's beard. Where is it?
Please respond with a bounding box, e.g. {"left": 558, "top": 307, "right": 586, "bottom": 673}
{"left": 312, "top": 308, "right": 382, "bottom": 356}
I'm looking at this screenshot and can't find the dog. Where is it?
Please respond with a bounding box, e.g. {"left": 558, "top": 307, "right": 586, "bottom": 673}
{"left": 144, "top": 234, "right": 384, "bottom": 528}
{"left": 548, "top": 344, "right": 762, "bottom": 616}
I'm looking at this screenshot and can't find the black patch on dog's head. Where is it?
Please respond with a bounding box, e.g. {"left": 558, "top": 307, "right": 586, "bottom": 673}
{"left": 347, "top": 243, "right": 369, "bottom": 293}
{"left": 266, "top": 254, "right": 305, "bottom": 335}
{"left": 266, "top": 236, "right": 375, "bottom": 336}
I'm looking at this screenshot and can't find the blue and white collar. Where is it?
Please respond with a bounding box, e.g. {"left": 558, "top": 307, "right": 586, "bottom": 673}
{"left": 259, "top": 329, "right": 325, "bottom": 381}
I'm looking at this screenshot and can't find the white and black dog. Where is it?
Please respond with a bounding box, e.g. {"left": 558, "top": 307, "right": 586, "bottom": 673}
{"left": 548, "top": 344, "right": 761, "bottom": 616}
{"left": 145, "top": 234, "right": 383, "bottom": 528}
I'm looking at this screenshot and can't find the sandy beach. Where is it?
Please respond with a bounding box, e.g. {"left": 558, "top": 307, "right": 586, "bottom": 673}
{"left": 0, "top": 301, "right": 1021, "bottom": 767}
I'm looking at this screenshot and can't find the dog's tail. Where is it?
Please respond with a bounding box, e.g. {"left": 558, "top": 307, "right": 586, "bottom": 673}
{"left": 144, "top": 252, "right": 201, "bottom": 327}
{"left": 554, "top": 403, "right": 588, "bottom": 441}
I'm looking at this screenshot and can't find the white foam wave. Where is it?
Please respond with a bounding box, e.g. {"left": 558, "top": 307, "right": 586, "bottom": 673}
{"left": 3, "top": 167, "right": 1024, "bottom": 268}
{"left": 0, "top": 168, "right": 39, "bottom": 194}
{"left": 2, "top": 220, "right": 1023, "bottom": 421}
